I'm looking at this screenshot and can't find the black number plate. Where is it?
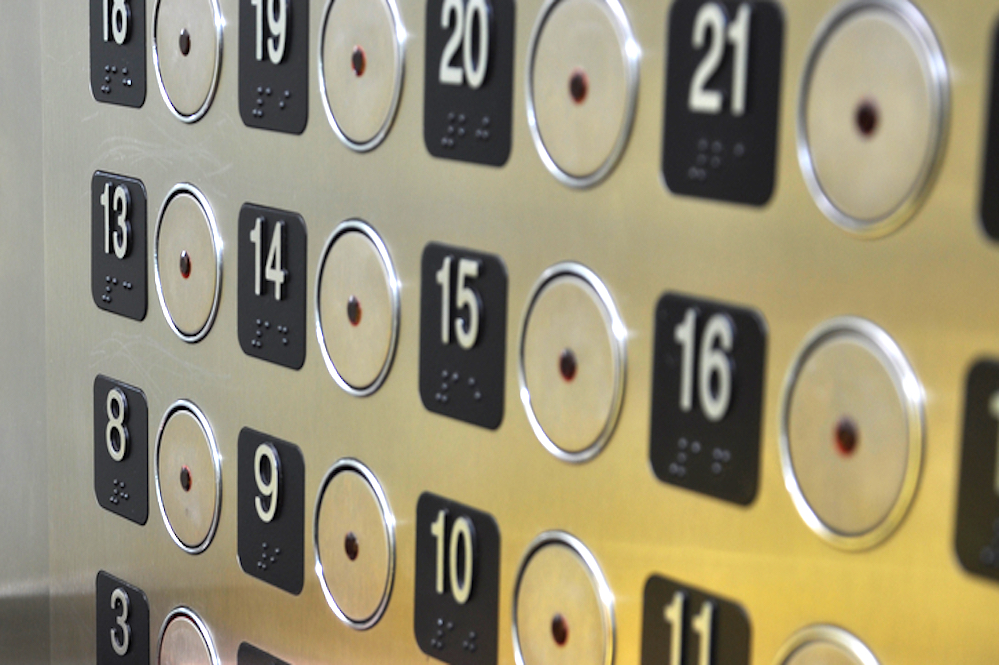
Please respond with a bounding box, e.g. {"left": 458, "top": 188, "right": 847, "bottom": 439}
{"left": 92, "top": 172, "right": 147, "bottom": 321}
{"left": 238, "top": 427, "right": 305, "bottom": 594}
{"left": 662, "top": 0, "right": 783, "bottom": 205}
{"left": 238, "top": 642, "right": 291, "bottom": 665}
{"left": 94, "top": 375, "right": 148, "bottom": 525}
{"left": 414, "top": 492, "right": 500, "bottom": 665}
{"left": 650, "top": 293, "right": 766, "bottom": 505}
{"left": 90, "top": 0, "right": 146, "bottom": 107}
{"left": 96, "top": 571, "right": 149, "bottom": 665}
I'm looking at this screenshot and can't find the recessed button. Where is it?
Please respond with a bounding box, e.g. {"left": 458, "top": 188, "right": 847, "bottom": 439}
{"left": 314, "top": 459, "right": 395, "bottom": 629}
{"left": 316, "top": 221, "right": 400, "bottom": 396}
{"left": 154, "top": 184, "right": 222, "bottom": 343}
{"left": 775, "top": 625, "right": 880, "bottom": 665}
{"left": 159, "top": 608, "right": 219, "bottom": 665}
{"left": 798, "top": 0, "right": 948, "bottom": 235}
{"left": 519, "top": 263, "right": 626, "bottom": 462}
{"left": 780, "top": 317, "right": 923, "bottom": 550}
{"left": 153, "top": 0, "right": 223, "bottom": 122}
{"left": 526, "top": 0, "right": 639, "bottom": 186}
{"left": 155, "top": 401, "right": 221, "bottom": 554}
{"left": 513, "top": 532, "right": 614, "bottom": 665}
{"left": 319, "top": 0, "right": 405, "bottom": 150}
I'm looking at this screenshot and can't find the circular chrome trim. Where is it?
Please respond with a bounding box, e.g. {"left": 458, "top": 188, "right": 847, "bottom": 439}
{"left": 773, "top": 625, "right": 880, "bottom": 665}
{"left": 153, "top": 400, "right": 222, "bottom": 555}
{"left": 525, "top": 0, "right": 640, "bottom": 188}
{"left": 314, "top": 220, "right": 401, "bottom": 397}
{"left": 153, "top": 183, "right": 223, "bottom": 343}
{"left": 152, "top": 0, "right": 224, "bottom": 123}
{"left": 796, "top": 0, "right": 949, "bottom": 237}
{"left": 158, "top": 606, "right": 222, "bottom": 665}
{"left": 318, "top": 0, "right": 406, "bottom": 152}
{"left": 779, "top": 316, "right": 924, "bottom": 551}
{"left": 313, "top": 458, "right": 396, "bottom": 630}
{"left": 512, "top": 530, "right": 616, "bottom": 665}
{"left": 518, "top": 262, "right": 627, "bottom": 463}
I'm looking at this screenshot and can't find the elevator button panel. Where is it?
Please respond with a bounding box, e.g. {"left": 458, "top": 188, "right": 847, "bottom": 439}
{"left": 158, "top": 608, "right": 219, "bottom": 665}
{"left": 649, "top": 292, "right": 767, "bottom": 505}
{"left": 420, "top": 243, "right": 508, "bottom": 429}
{"left": 238, "top": 203, "right": 308, "bottom": 369}
{"left": 96, "top": 572, "right": 150, "bottom": 665}
{"left": 423, "top": 0, "right": 515, "bottom": 164}
{"left": 640, "top": 574, "right": 750, "bottom": 665}
{"left": 662, "top": 0, "right": 784, "bottom": 205}
{"left": 152, "top": 0, "right": 223, "bottom": 122}
{"left": 155, "top": 401, "right": 222, "bottom": 554}
{"left": 92, "top": 172, "right": 147, "bottom": 321}
{"left": 238, "top": 0, "right": 309, "bottom": 133}
{"left": 90, "top": 0, "right": 146, "bottom": 107}
{"left": 94, "top": 376, "right": 149, "bottom": 526}
{"left": 414, "top": 492, "right": 501, "bottom": 665}
{"left": 237, "top": 428, "right": 306, "bottom": 594}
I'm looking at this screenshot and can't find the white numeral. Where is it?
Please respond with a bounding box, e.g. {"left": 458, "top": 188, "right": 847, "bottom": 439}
{"left": 430, "top": 509, "right": 474, "bottom": 605}
{"left": 100, "top": 182, "right": 130, "bottom": 260}
{"left": 252, "top": 0, "right": 288, "bottom": 64}
{"left": 439, "top": 0, "right": 490, "bottom": 89}
{"left": 674, "top": 308, "right": 734, "bottom": 422}
{"left": 663, "top": 592, "right": 715, "bottom": 665}
{"left": 691, "top": 600, "right": 715, "bottom": 665}
{"left": 688, "top": 2, "right": 751, "bottom": 116}
{"left": 250, "top": 217, "right": 287, "bottom": 300}
{"left": 106, "top": 387, "right": 128, "bottom": 463}
{"left": 436, "top": 256, "right": 481, "bottom": 349}
{"left": 110, "top": 587, "right": 130, "bottom": 656}
{"left": 103, "top": 0, "right": 129, "bottom": 45}
{"left": 254, "top": 443, "right": 279, "bottom": 523}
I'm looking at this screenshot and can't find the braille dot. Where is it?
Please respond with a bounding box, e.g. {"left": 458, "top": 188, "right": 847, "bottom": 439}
{"left": 441, "top": 395, "right": 448, "bottom": 404}
{"left": 257, "top": 98, "right": 264, "bottom": 106}
{"left": 734, "top": 143, "right": 745, "bottom": 157}
{"left": 105, "top": 75, "right": 111, "bottom": 83}
{"left": 274, "top": 548, "right": 280, "bottom": 554}
{"left": 569, "top": 68, "right": 588, "bottom": 104}
{"left": 284, "top": 90, "right": 291, "bottom": 98}
{"left": 111, "top": 66, "right": 117, "bottom": 73}
{"left": 447, "top": 126, "right": 455, "bottom": 135}
{"left": 347, "top": 295, "right": 362, "bottom": 326}
{"left": 344, "top": 532, "right": 359, "bottom": 560}
{"left": 834, "top": 417, "right": 859, "bottom": 456}
{"left": 179, "top": 29, "right": 191, "bottom": 56}
{"left": 282, "top": 338, "right": 288, "bottom": 345}
{"left": 481, "top": 130, "right": 490, "bottom": 140}
{"left": 257, "top": 86, "right": 264, "bottom": 94}
{"left": 179, "top": 465, "right": 192, "bottom": 492}
{"left": 458, "top": 114, "right": 466, "bottom": 124}
{"left": 551, "top": 613, "right": 569, "bottom": 646}
{"left": 468, "top": 377, "right": 476, "bottom": 386}
{"left": 264, "top": 321, "right": 270, "bottom": 328}
{"left": 457, "top": 127, "right": 465, "bottom": 137}
{"left": 559, "top": 348, "right": 577, "bottom": 382}
{"left": 481, "top": 116, "right": 490, "bottom": 127}
{"left": 437, "top": 618, "right": 444, "bottom": 627}
{"left": 256, "top": 319, "right": 262, "bottom": 326}
{"left": 351, "top": 45, "right": 366, "bottom": 77}
{"left": 711, "top": 462, "right": 722, "bottom": 474}
{"left": 265, "top": 87, "right": 272, "bottom": 96}
{"left": 474, "top": 391, "right": 482, "bottom": 401}
{"left": 442, "top": 370, "right": 450, "bottom": 378}
{"left": 441, "top": 382, "right": 449, "bottom": 391}
{"left": 447, "top": 622, "right": 454, "bottom": 631}
{"left": 855, "top": 99, "right": 878, "bottom": 137}
{"left": 279, "top": 101, "right": 286, "bottom": 109}
{"left": 105, "top": 65, "right": 111, "bottom": 73}
{"left": 691, "top": 441, "right": 701, "bottom": 454}
{"left": 448, "top": 112, "right": 456, "bottom": 122}
{"left": 122, "top": 67, "right": 128, "bottom": 75}
{"left": 179, "top": 251, "right": 191, "bottom": 279}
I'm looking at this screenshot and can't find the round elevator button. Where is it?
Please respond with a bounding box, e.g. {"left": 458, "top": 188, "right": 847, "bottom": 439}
{"left": 513, "top": 532, "right": 614, "bottom": 665}
{"left": 519, "top": 263, "right": 626, "bottom": 463}
{"left": 798, "top": 0, "right": 948, "bottom": 236}
{"left": 775, "top": 625, "right": 880, "bottom": 665}
{"left": 316, "top": 221, "right": 400, "bottom": 396}
{"left": 526, "top": 0, "right": 639, "bottom": 187}
{"left": 153, "top": 0, "right": 223, "bottom": 122}
{"left": 314, "top": 459, "right": 395, "bottom": 629}
{"left": 780, "top": 317, "right": 923, "bottom": 550}
{"left": 154, "top": 185, "right": 222, "bottom": 343}
{"left": 319, "top": 0, "right": 405, "bottom": 151}
{"left": 155, "top": 401, "right": 221, "bottom": 554}
{"left": 158, "top": 608, "right": 220, "bottom": 665}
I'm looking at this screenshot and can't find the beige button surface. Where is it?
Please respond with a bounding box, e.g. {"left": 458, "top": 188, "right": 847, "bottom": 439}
{"left": 314, "top": 459, "right": 395, "bottom": 629}
{"left": 154, "top": 185, "right": 222, "bottom": 342}
{"left": 527, "top": 0, "right": 638, "bottom": 186}
{"left": 320, "top": 0, "right": 404, "bottom": 150}
{"left": 155, "top": 401, "right": 221, "bottom": 554}
{"left": 159, "top": 608, "right": 218, "bottom": 665}
{"left": 520, "top": 264, "right": 625, "bottom": 462}
{"left": 798, "top": 0, "right": 947, "bottom": 235}
{"left": 514, "top": 533, "right": 614, "bottom": 665}
{"left": 153, "top": 0, "right": 223, "bottom": 122}
{"left": 775, "top": 626, "right": 880, "bottom": 665}
{"left": 316, "top": 222, "right": 399, "bottom": 396}
{"left": 781, "top": 318, "right": 923, "bottom": 550}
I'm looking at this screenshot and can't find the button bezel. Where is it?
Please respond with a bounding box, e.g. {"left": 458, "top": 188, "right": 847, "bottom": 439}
{"left": 158, "top": 607, "right": 221, "bottom": 665}
{"left": 779, "top": 316, "right": 924, "bottom": 551}
{"left": 772, "top": 624, "right": 880, "bottom": 665}
{"left": 151, "top": 0, "right": 224, "bottom": 123}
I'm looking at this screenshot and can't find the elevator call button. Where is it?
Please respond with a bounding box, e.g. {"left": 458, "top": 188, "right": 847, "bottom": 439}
{"left": 238, "top": 428, "right": 305, "bottom": 594}
{"left": 159, "top": 608, "right": 219, "bottom": 665}
{"left": 239, "top": 0, "right": 309, "bottom": 133}
{"left": 90, "top": 0, "right": 147, "bottom": 107}
{"left": 238, "top": 204, "right": 307, "bottom": 369}
{"left": 423, "top": 0, "right": 514, "bottom": 165}
{"left": 662, "top": 0, "right": 783, "bottom": 205}
{"left": 153, "top": 0, "right": 223, "bottom": 122}
{"left": 94, "top": 375, "right": 149, "bottom": 525}
{"left": 96, "top": 572, "right": 149, "bottom": 665}
{"left": 92, "top": 172, "right": 147, "bottom": 321}
{"left": 420, "top": 243, "right": 507, "bottom": 429}
{"left": 414, "top": 492, "right": 500, "bottom": 665}
{"left": 650, "top": 293, "right": 766, "bottom": 505}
